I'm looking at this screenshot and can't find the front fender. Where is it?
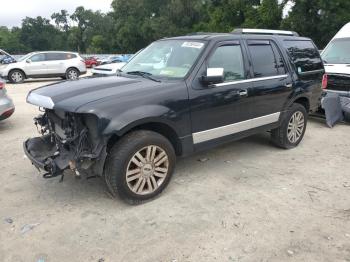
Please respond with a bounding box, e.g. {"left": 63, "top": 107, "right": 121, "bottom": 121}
{"left": 102, "top": 104, "right": 179, "bottom": 136}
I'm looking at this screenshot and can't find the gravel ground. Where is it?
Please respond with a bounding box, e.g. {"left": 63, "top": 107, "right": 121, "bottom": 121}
{"left": 0, "top": 76, "right": 350, "bottom": 262}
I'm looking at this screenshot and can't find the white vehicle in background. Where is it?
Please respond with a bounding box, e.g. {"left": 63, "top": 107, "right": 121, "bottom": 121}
{"left": 91, "top": 62, "right": 126, "bottom": 76}
{"left": 321, "top": 22, "right": 350, "bottom": 96}
{"left": 0, "top": 51, "right": 87, "bottom": 84}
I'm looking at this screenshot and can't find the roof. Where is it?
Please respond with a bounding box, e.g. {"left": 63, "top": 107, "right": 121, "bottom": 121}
{"left": 163, "top": 32, "right": 310, "bottom": 42}
{"left": 333, "top": 22, "right": 350, "bottom": 39}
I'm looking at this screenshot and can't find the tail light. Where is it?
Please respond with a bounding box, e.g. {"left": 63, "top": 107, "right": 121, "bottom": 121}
{"left": 0, "top": 81, "right": 4, "bottom": 90}
{"left": 322, "top": 74, "right": 328, "bottom": 89}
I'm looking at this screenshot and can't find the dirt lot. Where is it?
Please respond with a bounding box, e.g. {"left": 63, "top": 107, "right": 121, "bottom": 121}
{"left": 0, "top": 75, "right": 350, "bottom": 262}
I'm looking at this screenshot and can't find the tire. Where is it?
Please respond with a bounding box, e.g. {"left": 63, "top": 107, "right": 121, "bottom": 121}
{"left": 104, "top": 130, "right": 176, "bottom": 204}
{"left": 65, "top": 68, "right": 79, "bottom": 80}
{"left": 271, "top": 103, "right": 308, "bottom": 149}
{"left": 8, "top": 70, "right": 25, "bottom": 83}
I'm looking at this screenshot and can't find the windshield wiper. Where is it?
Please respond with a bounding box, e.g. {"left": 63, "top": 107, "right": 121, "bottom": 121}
{"left": 126, "top": 71, "right": 161, "bottom": 82}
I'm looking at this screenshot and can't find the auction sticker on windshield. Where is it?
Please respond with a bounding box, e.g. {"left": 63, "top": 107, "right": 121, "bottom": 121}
{"left": 181, "top": 42, "right": 204, "bottom": 49}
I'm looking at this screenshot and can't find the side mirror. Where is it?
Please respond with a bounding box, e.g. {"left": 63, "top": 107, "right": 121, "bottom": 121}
{"left": 200, "top": 68, "right": 224, "bottom": 85}
{"left": 26, "top": 59, "right": 31, "bottom": 63}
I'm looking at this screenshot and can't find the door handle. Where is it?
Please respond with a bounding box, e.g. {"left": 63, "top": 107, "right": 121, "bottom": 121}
{"left": 286, "top": 83, "right": 293, "bottom": 88}
{"left": 239, "top": 90, "right": 248, "bottom": 96}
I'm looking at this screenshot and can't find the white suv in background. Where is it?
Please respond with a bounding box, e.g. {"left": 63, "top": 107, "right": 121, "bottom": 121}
{"left": 321, "top": 22, "right": 350, "bottom": 96}
{"left": 0, "top": 51, "right": 87, "bottom": 83}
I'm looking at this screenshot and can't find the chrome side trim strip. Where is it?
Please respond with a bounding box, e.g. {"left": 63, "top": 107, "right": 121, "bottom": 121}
{"left": 27, "top": 92, "right": 54, "bottom": 109}
{"left": 192, "top": 112, "right": 281, "bottom": 144}
{"left": 214, "top": 74, "right": 288, "bottom": 87}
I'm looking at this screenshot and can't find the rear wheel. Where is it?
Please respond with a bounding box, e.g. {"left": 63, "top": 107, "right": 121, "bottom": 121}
{"left": 271, "top": 103, "right": 307, "bottom": 149}
{"left": 65, "top": 68, "right": 79, "bottom": 80}
{"left": 104, "top": 130, "right": 176, "bottom": 204}
{"left": 8, "top": 70, "right": 25, "bottom": 83}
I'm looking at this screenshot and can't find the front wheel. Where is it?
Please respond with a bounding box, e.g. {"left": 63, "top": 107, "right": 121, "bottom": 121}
{"left": 104, "top": 130, "right": 176, "bottom": 204}
{"left": 8, "top": 70, "right": 25, "bottom": 83}
{"left": 65, "top": 68, "right": 79, "bottom": 80}
{"left": 271, "top": 103, "right": 307, "bottom": 149}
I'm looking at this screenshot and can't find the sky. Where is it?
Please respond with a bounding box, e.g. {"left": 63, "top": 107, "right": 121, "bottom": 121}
{"left": 0, "top": 0, "right": 113, "bottom": 28}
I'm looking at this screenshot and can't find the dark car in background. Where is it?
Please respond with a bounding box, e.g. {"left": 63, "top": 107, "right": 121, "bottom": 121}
{"left": 0, "top": 49, "right": 16, "bottom": 65}
{"left": 24, "top": 29, "right": 323, "bottom": 204}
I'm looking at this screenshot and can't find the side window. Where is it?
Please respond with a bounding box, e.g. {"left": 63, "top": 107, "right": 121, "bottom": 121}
{"left": 271, "top": 42, "right": 287, "bottom": 75}
{"left": 30, "top": 53, "right": 46, "bottom": 62}
{"left": 46, "top": 53, "right": 66, "bottom": 61}
{"left": 283, "top": 40, "right": 323, "bottom": 74}
{"left": 65, "top": 53, "right": 76, "bottom": 59}
{"left": 247, "top": 40, "right": 278, "bottom": 77}
{"left": 208, "top": 44, "right": 245, "bottom": 82}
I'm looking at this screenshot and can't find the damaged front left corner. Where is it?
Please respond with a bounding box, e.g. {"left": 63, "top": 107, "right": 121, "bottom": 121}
{"left": 24, "top": 109, "right": 107, "bottom": 179}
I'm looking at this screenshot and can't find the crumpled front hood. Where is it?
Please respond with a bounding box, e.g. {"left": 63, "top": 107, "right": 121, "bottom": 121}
{"left": 27, "top": 76, "right": 159, "bottom": 112}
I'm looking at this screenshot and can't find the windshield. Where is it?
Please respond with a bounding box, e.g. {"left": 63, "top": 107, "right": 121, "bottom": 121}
{"left": 122, "top": 40, "right": 206, "bottom": 79}
{"left": 322, "top": 38, "right": 350, "bottom": 64}
{"left": 17, "top": 53, "right": 35, "bottom": 62}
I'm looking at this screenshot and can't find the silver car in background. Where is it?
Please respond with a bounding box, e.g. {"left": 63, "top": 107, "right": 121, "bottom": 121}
{"left": 0, "top": 51, "right": 87, "bottom": 84}
{"left": 0, "top": 81, "right": 14, "bottom": 121}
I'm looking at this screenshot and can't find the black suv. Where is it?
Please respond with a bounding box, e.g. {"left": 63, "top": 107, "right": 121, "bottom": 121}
{"left": 24, "top": 29, "right": 324, "bottom": 203}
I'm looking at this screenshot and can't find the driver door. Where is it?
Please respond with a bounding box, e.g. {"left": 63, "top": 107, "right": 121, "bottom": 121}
{"left": 24, "top": 53, "right": 48, "bottom": 76}
{"left": 189, "top": 41, "right": 255, "bottom": 147}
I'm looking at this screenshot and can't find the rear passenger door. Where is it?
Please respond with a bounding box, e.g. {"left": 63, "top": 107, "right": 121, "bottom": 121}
{"left": 246, "top": 40, "right": 293, "bottom": 118}
{"left": 45, "top": 53, "right": 67, "bottom": 75}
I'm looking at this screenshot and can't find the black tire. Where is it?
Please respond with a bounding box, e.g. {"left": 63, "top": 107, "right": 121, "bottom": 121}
{"left": 8, "top": 70, "right": 25, "bottom": 83}
{"left": 271, "top": 103, "right": 308, "bottom": 149}
{"left": 104, "top": 130, "right": 176, "bottom": 204}
{"left": 65, "top": 68, "right": 79, "bottom": 80}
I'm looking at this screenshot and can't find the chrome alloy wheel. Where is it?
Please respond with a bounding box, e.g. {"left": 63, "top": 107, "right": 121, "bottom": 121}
{"left": 126, "top": 145, "right": 169, "bottom": 195}
{"left": 11, "top": 71, "right": 23, "bottom": 82}
{"left": 287, "top": 111, "right": 305, "bottom": 143}
{"left": 67, "top": 69, "right": 78, "bottom": 80}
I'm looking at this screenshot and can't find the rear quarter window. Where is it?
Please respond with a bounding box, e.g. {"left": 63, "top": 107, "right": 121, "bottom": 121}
{"left": 283, "top": 40, "right": 323, "bottom": 74}
{"left": 65, "top": 53, "right": 77, "bottom": 59}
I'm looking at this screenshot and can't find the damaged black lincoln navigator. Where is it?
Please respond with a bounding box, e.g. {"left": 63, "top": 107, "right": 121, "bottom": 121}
{"left": 24, "top": 29, "right": 324, "bottom": 204}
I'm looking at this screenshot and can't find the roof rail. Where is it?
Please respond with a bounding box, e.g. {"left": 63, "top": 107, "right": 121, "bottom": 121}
{"left": 232, "top": 28, "right": 299, "bottom": 37}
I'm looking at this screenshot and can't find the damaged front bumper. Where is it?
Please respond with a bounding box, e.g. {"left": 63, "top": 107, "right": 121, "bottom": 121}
{"left": 23, "top": 135, "right": 75, "bottom": 178}
{"left": 24, "top": 110, "right": 108, "bottom": 179}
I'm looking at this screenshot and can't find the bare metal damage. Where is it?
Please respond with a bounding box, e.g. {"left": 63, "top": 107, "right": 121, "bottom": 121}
{"left": 23, "top": 109, "right": 107, "bottom": 179}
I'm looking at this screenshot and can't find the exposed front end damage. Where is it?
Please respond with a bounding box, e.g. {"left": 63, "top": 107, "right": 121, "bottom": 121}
{"left": 24, "top": 109, "right": 107, "bottom": 179}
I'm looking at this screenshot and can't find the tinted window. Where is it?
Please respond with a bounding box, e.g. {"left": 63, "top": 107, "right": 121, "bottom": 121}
{"left": 283, "top": 40, "right": 323, "bottom": 73}
{"left": 46, "top": 53, "right": 66, "bottom": 61}
{"left": 30, "top": 53, "right": 46, "bottom": 62}
{"left": 271, "top": 42, "right": 287, "bottom": 75}
{"left": 208, "top": 45, "right": 245, "bottom": 82}
{"left": 248, "top": 41, "right": 278, "bottom": 77}
{"left": 46, "top": 53, "right": 76, "bottom": 61}
{"left": 322, "top": 38, "right": 350, "bottom": 64}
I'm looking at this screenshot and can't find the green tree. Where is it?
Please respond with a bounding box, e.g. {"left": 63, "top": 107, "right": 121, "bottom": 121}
{"left": 282, "top": 0, "right": 350, "bottom": 48}
{"left": 20, "top": 16, "right": 63, "bottom": 51}
{"left": 70, "top": 6, "right": 94, "bottom": 52}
